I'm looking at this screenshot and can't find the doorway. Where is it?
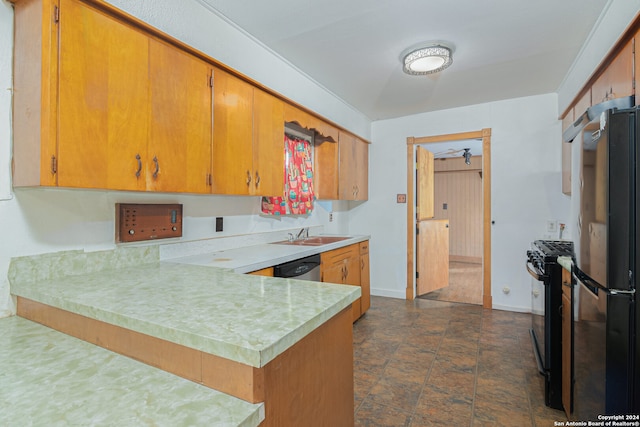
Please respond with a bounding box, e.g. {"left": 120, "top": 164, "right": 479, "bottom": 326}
{"left": 405, "top": 129, "right": 492, "bottom": 309}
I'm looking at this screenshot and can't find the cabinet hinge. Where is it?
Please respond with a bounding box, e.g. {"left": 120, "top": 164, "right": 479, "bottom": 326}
{"left": 416, "top": 271, "right": 419, "bottom": 279}
{"left": 54, "top": 5, "right": 60, "bottom": 23}
{"left": 416, "top": 226, "right": 419, "bottom": 235}
{"left": 50, "top": 155, "right": 57, "bottom": 175}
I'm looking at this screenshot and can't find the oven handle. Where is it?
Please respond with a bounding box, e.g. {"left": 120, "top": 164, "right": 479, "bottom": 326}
{"left": 526, "top": 261, "right": 546, "bottom": 281}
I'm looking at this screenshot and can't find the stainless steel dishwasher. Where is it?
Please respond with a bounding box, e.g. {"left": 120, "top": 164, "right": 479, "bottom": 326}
{"left": 273, "top": 254, "right": 321, "bottom": 281}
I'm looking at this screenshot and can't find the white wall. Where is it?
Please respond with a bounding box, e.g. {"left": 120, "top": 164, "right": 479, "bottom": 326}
{"left": 351, "top": 94, "right": 571, "bottom": 312}
{"left": 0, "top": 0, "right": 367, "bottom": 317}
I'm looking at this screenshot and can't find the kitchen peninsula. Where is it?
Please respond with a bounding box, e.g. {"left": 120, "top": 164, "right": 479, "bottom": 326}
{"left": 8, "top": 244, "right": 361, "bottom": 426}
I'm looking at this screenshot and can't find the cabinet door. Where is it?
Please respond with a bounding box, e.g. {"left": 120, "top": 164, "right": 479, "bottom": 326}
{"left": 253, "top": 89, "right": 285, "bottom": 196}
{"left": 359, "top": 242, "right": 370, "bottom": 316}
{"left": 212, "top": 69, "right": 254, "bottom": 195}
{"left": 339, "top": 131, "right": 368, "bottom": 200}
{"left": 354, "top": 137, "right": 369, "bottom": 200}
{"left": 592, "top": 39, "right": 633, "bottom": 104}
{"left": 322, "top": 244, "right": 362, "bottom": 321}
{"left": 248, "top": 267, "right": 274, "bottom": 276}
{"left": 58, "top": 0, "right": 149, "bottom": 190}
{"left": 148, "top": 39, "right": 212, "bottom": 193}
{"left": 342, "top": 252, "right": 361, "bottom": 322}
{"left": 338, "top": 132, "right": 357, "bottom": 200}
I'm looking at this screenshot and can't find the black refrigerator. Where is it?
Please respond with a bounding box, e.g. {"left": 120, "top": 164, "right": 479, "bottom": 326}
{"left": 570, "top": 99, "right": 638, "bottom": 417}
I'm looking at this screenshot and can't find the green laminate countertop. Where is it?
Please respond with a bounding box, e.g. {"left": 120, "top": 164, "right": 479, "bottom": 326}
{"left": 557, "top": 255, "right": 572, "bottom": 272}
{"left": 0, "top": 316, "right": 264, "bottom": 427}
{"left": 10, "top": 260, "right": 360, "bottom": 368}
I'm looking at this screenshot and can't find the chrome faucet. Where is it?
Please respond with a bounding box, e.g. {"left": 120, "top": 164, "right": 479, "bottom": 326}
{"left": 296, "top": 227, "right": 308, "bottom": 240}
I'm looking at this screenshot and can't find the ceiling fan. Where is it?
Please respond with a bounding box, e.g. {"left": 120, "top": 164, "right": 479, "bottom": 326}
{"left": 434, "top": 147, "right": 472, "bottom": 165}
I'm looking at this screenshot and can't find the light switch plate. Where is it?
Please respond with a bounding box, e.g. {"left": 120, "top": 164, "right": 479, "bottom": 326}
{"left": 116, "top": 203, "right": 183, "bottom": 243}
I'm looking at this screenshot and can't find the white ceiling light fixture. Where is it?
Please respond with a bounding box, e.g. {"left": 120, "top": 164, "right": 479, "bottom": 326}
{"left": 402, "top": 44, "right": 453, "bottom": 75}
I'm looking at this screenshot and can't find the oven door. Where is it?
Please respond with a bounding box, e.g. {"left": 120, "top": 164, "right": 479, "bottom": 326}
{"left": 527, "top": 257, "right": 547, "bottom": 375}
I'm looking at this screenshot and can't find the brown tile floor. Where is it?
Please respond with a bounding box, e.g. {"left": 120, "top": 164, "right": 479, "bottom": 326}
{"left": 353, "top": 296, "right": 568, "bottom": 426}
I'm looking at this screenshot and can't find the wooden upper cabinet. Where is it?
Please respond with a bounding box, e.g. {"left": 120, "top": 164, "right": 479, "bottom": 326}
{"left": 13, "top": 0, "right": 214, "bottom": 193}
{"left": 561, "top": 89, "right": 589, "bottom": 196}
{"left": 212, "top": 71, "right": 285, "bottom": 196}
{"left": 56, "top": 0, "right": 149, "bottom": 190}
{"left": 314, "top": 137, "right": 339, "bottom": 200}
{"left": 339, "top": 131, "right": 369, "bottom": 201}
{"left": 212, "top": 68, "right": 254, "bottom": 195}
{"left": 284, "top": 104, "right": 340, "bottom": 200}
{"left": 13, "top": 0, "right": 58, "bottom": 187}
{"left": 253, "top": 89, "right": 285, "bottom": 196}
{"left": 148, "top": 39, "right": 213, "bottom": 194}
{"left": 592, "top": 39, "right": 633, "bottom": 104}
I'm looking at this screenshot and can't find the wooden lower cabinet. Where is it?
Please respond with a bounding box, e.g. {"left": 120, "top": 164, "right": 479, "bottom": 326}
{"left": 561, "top": 268, "right": 573, "bottom": 417}
{"left": 321, "top": 241, "right": 370, "bottom": 321}
{"left": 17, "top": 298, "right": 354, "bottom": 427}
{"left": 359, "top": 241, "right": 370, "bottom": 315}
{"left": 248, "top": 266, "right": 274, "bottom": 276}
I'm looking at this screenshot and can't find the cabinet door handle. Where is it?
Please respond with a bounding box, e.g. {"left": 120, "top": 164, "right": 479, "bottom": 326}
{"left": 135, "top": 154, "right": 142, "bottom": 178}
{"left": 255, "top": 171, "right": 261, "bottom": 186}
{"left": 246, "top": 170, "right": 252, "bottom": 185}
{"left": 361, "top": 259, "right": 364, "bottom": 270}
{"left": 152, "top": 156, "right": 159, "bottom": 179}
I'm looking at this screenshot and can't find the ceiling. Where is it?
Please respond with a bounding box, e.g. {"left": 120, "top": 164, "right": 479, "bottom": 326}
{"left": 424, "top": 140, "right": 482, "bottom": 159}
{"left": 196, "top": 0, "right": 609, "bottom": 121}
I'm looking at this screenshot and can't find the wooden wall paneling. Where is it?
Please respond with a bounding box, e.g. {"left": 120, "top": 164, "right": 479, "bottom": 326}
{"left": 433, "top": 162, "right": 483, "bottom": 261}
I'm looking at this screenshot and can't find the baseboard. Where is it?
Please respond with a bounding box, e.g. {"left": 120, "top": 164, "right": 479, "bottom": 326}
{"left": 491, "top": 303, "right": 531, "bottom": 313}
{"left": 450, "top": 255, "right": 482, "bottom": 264}
{"left": 370, "top": 288, "right": 406, "bottom": 299}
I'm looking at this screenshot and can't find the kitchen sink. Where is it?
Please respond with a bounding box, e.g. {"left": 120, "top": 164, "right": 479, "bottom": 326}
{"left": 270, "top": 236, "right": 352, "bottom": 246}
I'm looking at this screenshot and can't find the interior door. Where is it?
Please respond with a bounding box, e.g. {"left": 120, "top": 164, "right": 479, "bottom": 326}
{"left": 416, "top": 146, "right": 450, "bottom": 296}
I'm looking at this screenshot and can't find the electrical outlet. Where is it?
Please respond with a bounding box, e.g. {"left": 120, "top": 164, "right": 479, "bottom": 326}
{"left": 546, "top": 220, "right": 557, "bottom": 233}
{"left": 397, "top": 194, "right": 407, "bottom": 203}
{"left": 329, "top": 213, "right": 334, "bottom": 222}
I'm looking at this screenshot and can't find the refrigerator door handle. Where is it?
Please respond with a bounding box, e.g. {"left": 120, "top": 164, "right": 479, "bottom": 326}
{"left": 573, "top": 269, "right": 636, "bottom": 296}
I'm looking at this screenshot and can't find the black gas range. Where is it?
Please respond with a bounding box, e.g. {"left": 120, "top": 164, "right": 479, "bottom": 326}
{"left": 526, "top": 240, "right": 574, "bottom": 410}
